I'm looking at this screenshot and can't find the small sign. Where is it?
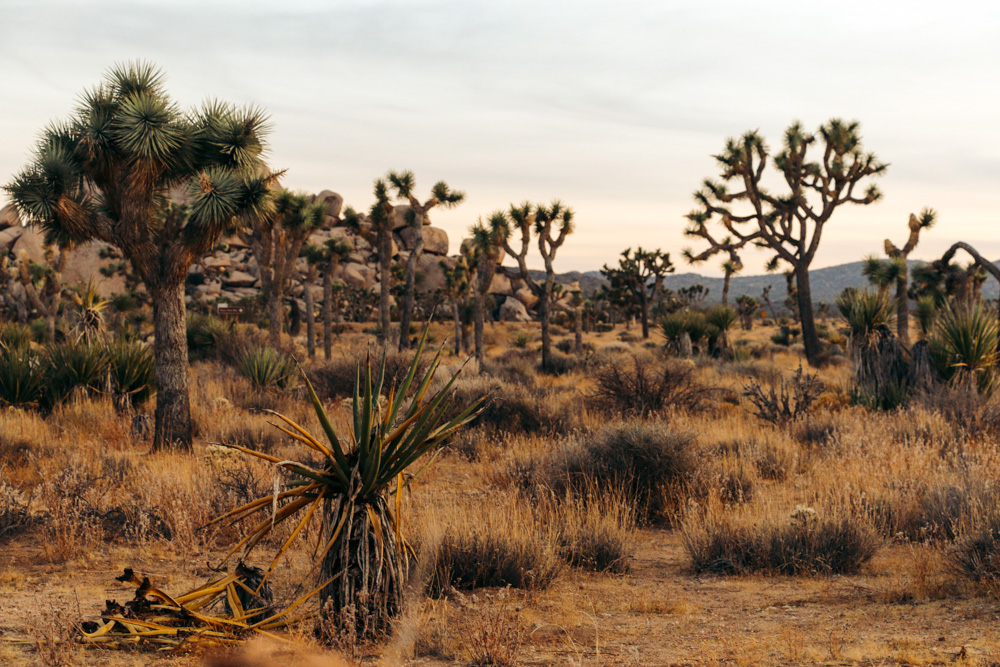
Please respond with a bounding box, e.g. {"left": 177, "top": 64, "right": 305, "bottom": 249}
{"left": 218, "top": 306, "right": 245, "bottom": 316}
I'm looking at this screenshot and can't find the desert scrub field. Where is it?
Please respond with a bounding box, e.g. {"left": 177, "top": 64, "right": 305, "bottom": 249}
{"left": 2, "top": 320, "right": 1000, "bottom": 666}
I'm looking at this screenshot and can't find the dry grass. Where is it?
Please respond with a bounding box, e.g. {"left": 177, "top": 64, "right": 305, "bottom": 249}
{"left": 3, "top": 320, "right": 1000, "bottom": 665}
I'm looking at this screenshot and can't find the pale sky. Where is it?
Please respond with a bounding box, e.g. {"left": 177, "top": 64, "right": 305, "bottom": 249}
{"left": 1, "top": 0, "right": 998, "bottom": 274}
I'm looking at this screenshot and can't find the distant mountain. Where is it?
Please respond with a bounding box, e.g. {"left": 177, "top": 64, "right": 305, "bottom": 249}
{"left": 541, "top": 259, "right": 1000, "bottom": 305}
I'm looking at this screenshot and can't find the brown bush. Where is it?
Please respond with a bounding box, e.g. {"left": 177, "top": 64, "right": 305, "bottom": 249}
{"left": 591, "top": 355, "right": 713, "bottom": 417}
{"left": 308, "top": 349, "right": 429, "bottom": 399}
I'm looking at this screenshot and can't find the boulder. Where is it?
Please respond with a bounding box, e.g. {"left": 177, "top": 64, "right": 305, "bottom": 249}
{"left": 315, "top": 190, "right": 344, "bottom": 219}
{"left": 341, "top": 262, "right": 375, "bottom": 289}
{"left": 391, "top": 205, "right": 413, "bottom": 231}
{"left": 398, "top": 227, "right": 447, "bottom": 255}
{"left": 0, "top": 203, "right": 19, "bottom": 229}
{"left": 202, "top": 254, "right": 231, "bottom": 270}
{"left": 500, "top": 297, "right": 532, "bottom": 323}
{"left": 61, "top": 242, "right": 125, "bottom": 297}
{"left": 423, "top": 227, "right": 449, "bottom": 256}
{"left": 11, "top": 226, "right": 47, "bottom": 264}
{"left": 224, "top": 270, "right": 257, "bottom": 288}
{"left": 513, "top": 287, "right": 538, "bottom": 309}
{"left": 487, "top": 273, "right": 513, "bottom": 296}
{"left": 417, "top": 253, "right": 449, "bottom": 292}
{"left": 0, "top": 226, "right": 24, "bottom": 252}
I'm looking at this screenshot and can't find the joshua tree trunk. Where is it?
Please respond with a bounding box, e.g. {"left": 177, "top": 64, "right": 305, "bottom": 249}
{"left": 452, "top": 301, "right": 461, "bottom": 355}
{"left": 540, "top": 281, "right": 553, "bottom": 369}
{"left": 895, "top": 275, "right": 910, "bottom": 347}
{"left": 323, "top": 269, "right": 333, "bottom": 360}
{"left": 304, "top": 275, "right": 316, "bottom": 359}
{"left": 574, "top": 307, "right": 583, "bottom": 355}
{"left": 378, "top": 230, "right": 392, "bottom": 345}
{"left": 267, "top": 288, "right": 282, "bottom": 347}
{"left": 473, "top": 291, "right": 485, "bottom": 364}
{"left": 722, "top": 270, "right": 732, "bottom": 306}
{"left": 795, "top": 265, "right": 822, "bottom": 366}
{"left": 639, "top": 291, "right": 649, "bottom": 339}
{"left": 398, "top": 224, "right": 423, "bottom": 352}
{"left": 151, "top": 281, "right": 192, "bottom": 451}
{"left": 319, "top": 496, "right": 406, "bottom": 640}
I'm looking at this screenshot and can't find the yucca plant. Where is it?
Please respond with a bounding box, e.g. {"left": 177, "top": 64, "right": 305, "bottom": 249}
{"left": 234, "top": 345, "right": 296, "bottom": 390}
{"left": 0, "top": 323, "right": 32, "bottom": 352}
{"left": 70, "top": 279, "right": 110, "bottom": 342}
{"left": 0, "top": 346, "right": 44, "bottom": 406}
{"left": 209, "top": 334, "right": 485, "bottom": 639}
{"left": 42, "top": 340, "right": 110, "bottom": 408}
{"left": 915, "top": 295, "right": 938, "bottom": 337}
{"left": 106, "top": 339, "right": 155, "bottom": 410}
{"left": 836, "top": 288, "right": 895, "bottom": 340}
{"left": 186, "top": 314, "right": 231, "bottom": 361}
{"left": 930, "top": 303, "right": 999, "bottom": 396}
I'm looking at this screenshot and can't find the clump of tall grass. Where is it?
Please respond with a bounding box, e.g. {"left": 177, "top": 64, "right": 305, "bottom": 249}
{"left": 106, "top": 339, "right": 155, "bottom": 410}
{"left": 0, "top": 345, "right": 45, "bottom": 407}
{"left": 425, "top": 498, "right": 562, "bottom": 596}
{"left": 682, "top": 503, "right": 881, "bottom": 575}
{"left": 233, "top": 345, "right": 296, "bottom": 390}
{"left": 41, "top": 341, "right": 109, "bottom": 408}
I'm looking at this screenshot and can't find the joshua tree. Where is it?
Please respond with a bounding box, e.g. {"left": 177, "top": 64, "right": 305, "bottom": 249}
{"left": 866, "top": 209, "right": 935, "bottom": 346}
{"left": 600, "top": 247, "right": 674, "bottom": 339}
{"left": 385, "top": 171, "right": 465, "bottom": 351}
{"left": 500, "top": 201, "right": 574, "bottom": 370}
{"left": 688, "top": 119, "right": 887, "bottom": 366}
{"left": 933, "top": 241, "right": 1000, "bottom": 324}
{"left": 243, "top": 190, "right": 325, "bottom": 347}
{"left": 14, "top": 247, "right": 68, "bottom": 342}
{"left": 440, "top": 254, "right": 472, "bottom": 355}
{"left": 350, "top": 182, "right": 395, "bottom": 344}
{"left": 303, "top": 237, "right": 352, "bottom": 360}
{"left": 4, "top": 62, "right": 275, "bottom": 449}
{"left": 469, "top": 212, "right": 509, "bottom": 364}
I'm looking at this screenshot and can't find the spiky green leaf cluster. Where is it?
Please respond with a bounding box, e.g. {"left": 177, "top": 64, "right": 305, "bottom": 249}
{"left": 930, "top": 303, "right": 999, "bottom": 396}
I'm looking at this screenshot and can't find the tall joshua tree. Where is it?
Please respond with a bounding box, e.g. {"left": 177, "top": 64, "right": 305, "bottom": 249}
{"left": 600, "top": 247, "right": 674, "bottom": 339}
{"left": 501, "top": 201, "right": 574, "bottom": 370}
{"left": 881, "top": 209, "right": 935, "bottom": 346}
{"left": 441, "top": 253, "right": 472, "bottom": 355}
{"left": 5, "top": 62, "right": 275, "bottom": 449}
{"left": 688, "top": 119, "right": 887, "bottom": 366}
{"left": 303, "top": 238, "right": 352, "bottom": 360}
{"left": 385, "top": 171, "right": 464, "bottom": 351}
{"left": 469, "top": 212, "right": 509, "bottom": 364}
{"left": 243, "top": 190, "right": 325, "bottom": 347}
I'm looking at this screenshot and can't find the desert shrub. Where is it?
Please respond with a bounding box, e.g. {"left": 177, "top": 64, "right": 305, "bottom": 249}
{"left": 0, "top": 475, "right": 35, "bottom": 539}
{"left": 309, "top": 350, "right": 429, "bottom": 399}
{"left": 683, "top": 506, "right": 880, "bottom": 575}
{"left": 592, "top": 355, "right": 712, "bottom": 417}
{"left": 743, "top": 365, "right": 824, "bottom": 425}
{"left": 716, "top": 466, "right": 755, "bottom": 504}
{"left": 770, "top": 325, "right": 800, "bottom": 347}
{"left": 481, "top": 355, "right": 536, "bottom": 387}
{"left": 949, "top": 507, "right": 1000, "bottom": 593}
{"left": 41, "top": 341, "right": 109, "bottom": 408}
{"left": 216, "top": 423, "right": 283, "bottom": 455}
{"left": 186, "top": 313, "right": 231, "bottom": 361}
{"left": 0, "top": 346, "right": 44, "bottom": 406}
{"left": 426, "top": 502, "right": 562, "bottom": 596}
{"left": 460, "top": 596, "right": 525, "bottom": 667}
{"left": 511, "top": 333, "right": 531, "bottom": 349}
{"left": 916, "top": 387, "right": 1000, "bottom": 440}
{"left": 548, "top": 495, "right": 635, "bottom": 574}
{"left": 233, "top": 345, "right": 295, "bottom": 390}
{"left": 448, "top": 375, "right": 571, "bottom": 436}
{"left": 791, "top": 416, "right": 839, "bottom": 448}
{"left": 661, "top": 311, "right": 709, "bottom": 352}
{"left": 867, "top": 480, "right": 1000, "bottom": 543}
{"left": 106, "top": 339, "right": 155, "bottom": 410}
{"left": 545, "top": 421, "right": 698, "bottom": 523}
{"left": 540, "top": 350, "right": 576, "bottom": 375}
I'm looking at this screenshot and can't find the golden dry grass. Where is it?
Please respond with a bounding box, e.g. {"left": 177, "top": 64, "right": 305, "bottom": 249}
{"left": 2, "top": 320, "right": 1000, "bottom": 665}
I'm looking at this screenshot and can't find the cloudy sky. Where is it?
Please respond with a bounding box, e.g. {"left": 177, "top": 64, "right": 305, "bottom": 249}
{"left": 1, "top": 0, "right": 998, "bottom": 274}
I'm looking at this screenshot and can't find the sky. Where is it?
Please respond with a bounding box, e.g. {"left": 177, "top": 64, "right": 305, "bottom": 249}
{"left": 1, "top": 0, "right": 998, "bottom": 275}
